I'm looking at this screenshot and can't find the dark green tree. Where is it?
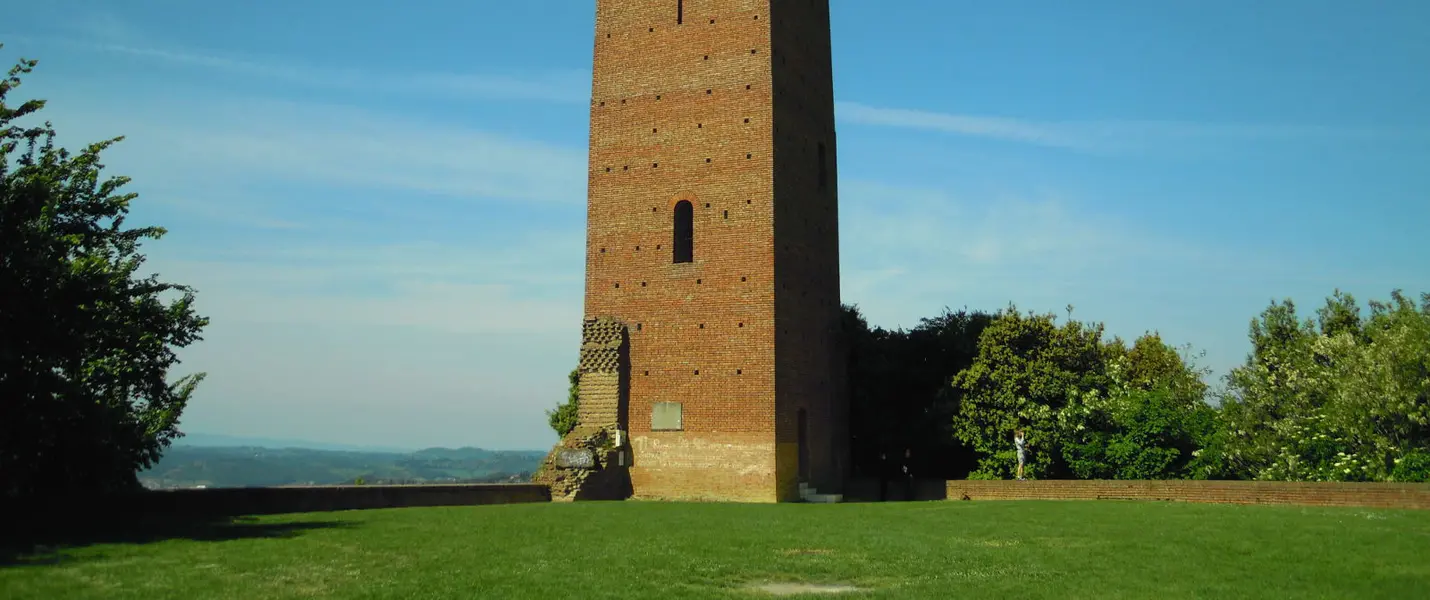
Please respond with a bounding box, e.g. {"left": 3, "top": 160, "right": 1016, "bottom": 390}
{"left": 1060, "top": 387, "right": 1217, "bottom": 480}
{"left": 1, "top": 46, "right": 209, "bottom": 499}
{"left": 843, "top": 304, "right": 992, "bottom": 480}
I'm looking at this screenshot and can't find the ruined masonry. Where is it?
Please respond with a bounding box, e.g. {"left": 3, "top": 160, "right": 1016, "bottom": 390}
{"left": 533, "top": 318, "right": 633, "bottom": 501}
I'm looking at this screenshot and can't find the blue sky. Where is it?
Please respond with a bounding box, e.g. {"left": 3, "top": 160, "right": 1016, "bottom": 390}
{"left": 4, "top": 0, "right": 1427, "bottom": 451}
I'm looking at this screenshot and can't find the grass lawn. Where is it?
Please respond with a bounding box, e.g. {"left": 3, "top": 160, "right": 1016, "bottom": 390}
{"left": 3, "top": 500, "right": 1428, "bottom": 599}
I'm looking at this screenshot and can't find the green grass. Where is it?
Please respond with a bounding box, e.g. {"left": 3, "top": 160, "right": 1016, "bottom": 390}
{"left": 3, "top": 500, "right": 1429, "bottom": 599}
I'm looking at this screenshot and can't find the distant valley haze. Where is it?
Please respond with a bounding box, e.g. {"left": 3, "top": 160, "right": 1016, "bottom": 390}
{"left": 148, "top": 436, "right": 547, "bottom": 488}
{"left": 174, "top": 432, "right": 424, "bottom": 453}
{"left": 174, "top": 432, "right": 547, "bottom": 454}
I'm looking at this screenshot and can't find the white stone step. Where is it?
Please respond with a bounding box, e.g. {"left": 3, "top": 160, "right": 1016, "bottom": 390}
{"left": 806, "top": 493, "right": 843, "bottom": 503}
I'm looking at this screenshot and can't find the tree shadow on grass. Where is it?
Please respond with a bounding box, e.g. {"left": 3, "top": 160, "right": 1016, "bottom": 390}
{"left": 0, "top": 514, "right": 356, "bottom": 567}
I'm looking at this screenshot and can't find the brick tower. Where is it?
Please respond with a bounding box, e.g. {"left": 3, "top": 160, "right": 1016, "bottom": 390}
{"left": 582, "top": 0, "right": 845, "bottom": 502}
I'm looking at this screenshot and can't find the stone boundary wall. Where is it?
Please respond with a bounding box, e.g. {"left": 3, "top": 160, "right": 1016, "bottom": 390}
{"left": 8, "top": 484, "right": 551, "bottom": 523}
{"left": 946, "top": 480, "right": 1430, "bottom": 510}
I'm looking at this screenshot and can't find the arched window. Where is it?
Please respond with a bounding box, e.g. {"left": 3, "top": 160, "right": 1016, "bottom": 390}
{"left": 673, "top": 200, "right": 694, "bottom": 263}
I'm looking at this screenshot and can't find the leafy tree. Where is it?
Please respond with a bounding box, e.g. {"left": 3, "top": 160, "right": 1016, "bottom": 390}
{"left": 1, "top": 47, "right": 209, "bottom": 499}
{"left": 546, "top": 368, "right": 580, "bottom": 437}
{"left": 1060, "top": 388, "right": 1209, "bottom": 480}
{"left": 1215, "top": 289, "right": 1430, "bottom": 482}
{"left": 1059, "top": 334, "right": 1215, "bottom": 480}
{"left": 1391, "top": 451, "right": 1430, "bottom": 483}
{"left": 1316, "top": 289, "right": 1365, "bottom": 340}
{"left": 1322, "top": 291, "right": 1430, "bottom": 478}
{"left": 1118, "top": 333, "right": 1208, "bottom": 403}
{"left": 1214, "top": 297, "right": 1325, "bottom": 480}
{"left": 949, "top": 304, "right": 1112, "bottom": 479}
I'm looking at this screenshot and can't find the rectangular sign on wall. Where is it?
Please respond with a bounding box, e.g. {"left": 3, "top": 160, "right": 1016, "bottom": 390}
{"left": 652, "top": 402, "right": 683, "bottom": 431}
{"left": 555, "top": 448, "right": 596, "bottom": 469}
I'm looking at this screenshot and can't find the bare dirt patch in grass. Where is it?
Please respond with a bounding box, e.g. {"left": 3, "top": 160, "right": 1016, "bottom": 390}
{"left": 780, "top": 548, "right": 836, "bottom": 556}
{"left": 743, "top": 581, "right": 866, "bottom": 595}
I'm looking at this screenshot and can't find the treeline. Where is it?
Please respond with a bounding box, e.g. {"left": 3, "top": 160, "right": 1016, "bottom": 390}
{"left": 848, "top": 290, "right": 1430, "bottom": 483}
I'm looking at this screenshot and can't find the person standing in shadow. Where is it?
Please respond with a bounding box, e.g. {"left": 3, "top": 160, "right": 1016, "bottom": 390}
{"left": 877, "top": 451, "right": 889, "bottom": 501}
{"left": 901, "top": 448, "right": 914, "bottom": 500}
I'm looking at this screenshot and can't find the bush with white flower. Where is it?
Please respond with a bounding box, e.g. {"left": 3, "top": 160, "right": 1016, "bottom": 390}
{"left": 1214, "top": 290, "right": 1430, "bottom": 482}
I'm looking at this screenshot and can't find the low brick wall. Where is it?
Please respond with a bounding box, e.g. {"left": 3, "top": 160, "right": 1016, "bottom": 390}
{"left": 138, "top": 483, "right": 551, "bottom": 516}
{"left": 946, "top": 480, "right": 1430, "bottom": 510}
{"left": 8, "top": 484, "right": 551, "bottom": 526}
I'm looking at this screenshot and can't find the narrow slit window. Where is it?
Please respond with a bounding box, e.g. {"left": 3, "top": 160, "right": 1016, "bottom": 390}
{"left": 673, "top": 200, "right": 694, "bottom": 263}
{"left": 817, "top": 142, "right": 828, "bottom": 190}
{"left": 677, "top": 0, "right": 683, "bottom": 24}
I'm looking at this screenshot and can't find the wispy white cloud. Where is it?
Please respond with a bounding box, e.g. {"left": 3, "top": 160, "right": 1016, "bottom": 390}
{"left": 836, "top": 101, "right": 1401, "bottom": 154}
{"left": 18, "top": 37, "right": 591, "bottom": 333}
{"left": 66, "top": 11, "right": 147, "bottom": 46}
{"left": 835, "top": 176, "right": 1323, "bottom": 314}
{"left": 155, "top": 239, "right": 584, "bottom": 337}
{"left": 8, "top": 22, "right": 589, "bottom": 206}
{"left": 37, "top": 87, "right": 587, "bottom": 207}
{"left": 838, "top": 179, "right": 1156, "bottom": 274}
{"left": 145, "top": 232, "right": 584, "bottom": 450}
{"left": 837, "top": 104, "right": 1086, "bottom": 150}
{"left": 130, "top": 185, "right": 585, "bottom": 450}
{"left": 833, "top": 176, "right": 1427, "bottom": 385}
{"left": 36, "top": 85, "right": 590, "bottom": 331}
{"left": 141, "top": 187, "right": 308, "bottom": 231}
{"left": 7, "top": 34, "right": 590, "bottom": 104}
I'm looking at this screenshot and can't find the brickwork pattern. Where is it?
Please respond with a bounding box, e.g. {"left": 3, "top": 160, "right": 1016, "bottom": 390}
{"left": 584, "top": 0, "right": 844, "bottom": 503}
{"left": 575, "top": 317, "right": 630, "bottom": 428}
{"left": 577, "top": 372, "right": 622, "bottom": 426}
{"left": 946, "top": 480, "right": 1430, "bottom": 510}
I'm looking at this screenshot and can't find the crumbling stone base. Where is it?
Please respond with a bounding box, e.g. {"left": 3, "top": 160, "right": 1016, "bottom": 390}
{"left": 534, "top": 426, "right": 632, "bottom": 501}
{"left": 533, "top": 317, "right": 632, "bottom": 502}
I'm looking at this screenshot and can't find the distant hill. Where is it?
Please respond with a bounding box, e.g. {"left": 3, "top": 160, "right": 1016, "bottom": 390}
{"left": 174, "top": 432, "right": 419, "bottom": 453}
{"left": 140, "top": 444, "right": 547, "bottom": 489}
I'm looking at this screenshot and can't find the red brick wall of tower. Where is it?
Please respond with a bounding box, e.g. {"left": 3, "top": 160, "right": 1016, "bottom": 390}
{"left": 583, "top": 0, "right": 843, "bottom": 502}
